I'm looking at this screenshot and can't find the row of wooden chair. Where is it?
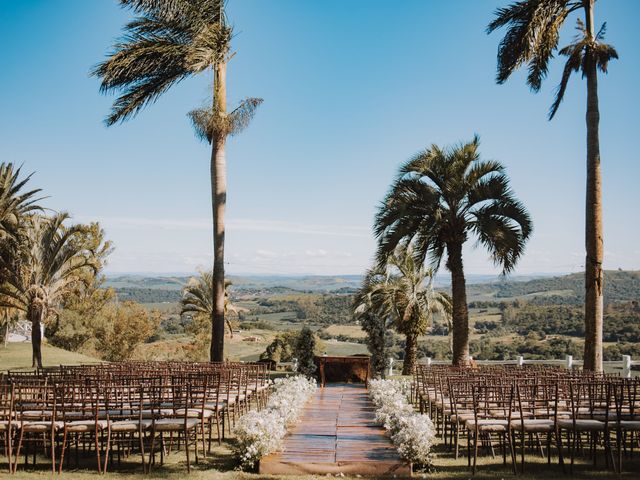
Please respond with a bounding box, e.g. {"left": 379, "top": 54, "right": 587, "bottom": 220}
{"left": 412, "top": 364, "right": 640, "bottom": 474}
{"left": 0, "top": 361, "right": 271, "bottom": 474}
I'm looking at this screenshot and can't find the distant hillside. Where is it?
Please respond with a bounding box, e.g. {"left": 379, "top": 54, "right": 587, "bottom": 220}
{"left": 105, "top": 274, "right": 365, "bottom": 300}
{"left": 472, "top": 270, "right": 640, "bottom": 304}
{"left": 105, "top": 270, "right": 640, "bottom": 305}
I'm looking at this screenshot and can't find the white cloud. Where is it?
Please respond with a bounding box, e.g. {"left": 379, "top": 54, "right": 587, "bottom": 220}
{"left": 78, "top": 215, "right": 371, "bottom": 238}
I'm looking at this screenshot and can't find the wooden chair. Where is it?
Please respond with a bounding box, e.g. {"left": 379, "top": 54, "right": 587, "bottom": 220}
{"left": 0, "top": 382, "right": 16, "bottom": 473}
{"left": 512, "top": 382, "right": 558, "bottom": 473}
{"left": 12, "top": 384, "right": 59, "bottom": 473}
{"left": 556, "top": 381, "right": 615, "bottom": 473}
{"left": 104, "top": 383, "right": 150, "bottom": 473}
{"left": 466, "top": 384, "right": 516, "bottom": 474}
{"left": 612, "top": 378, "right": 640, "bottom": 473}
{"left": 146, "top": 383, "right": 200, "bottom": 473}
{"left": 56, "top": 382, "right": 109, "bottom": 473}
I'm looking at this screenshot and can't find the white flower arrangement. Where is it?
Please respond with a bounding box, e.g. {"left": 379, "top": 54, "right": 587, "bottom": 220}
{"left": 234, "top": 375, "right": 317, "bottom": 469}
{"left": 369, "top": 379, "right": 435, "bottom": 467}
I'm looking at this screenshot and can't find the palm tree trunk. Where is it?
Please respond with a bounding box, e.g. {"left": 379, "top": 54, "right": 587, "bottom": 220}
{"left": 583, "top": 0, "right": 604, "bottom": 373}
{"left": 29, "top": 306, "right": 44, "bottom": 369}
{"left": 210, "top": 60, "right": 228, "bottom": 362}
{"left": 447, "top": 241, "right": 470, "bottom": 366}
{"left": 402, "top": 332, "right": 418, "bottom": 375}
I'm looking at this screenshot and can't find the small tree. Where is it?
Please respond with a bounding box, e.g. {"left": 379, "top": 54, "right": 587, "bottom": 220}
{"left": 354, "top": 250, "right": 451, "bottom": 375}
{"left": 95, "top": 301, "right": 160, "bottom": 361}
{"left": 358, "top": 312, "right": 390, "bottom": 378}
{"left": 294, "top": 327, "right": 317, "bottom": 378}
{"left": 0, "top": 215, "right": 111, "bottom": 367}
{"left": 260, "top": 332, "right": 297, "bottom": 363}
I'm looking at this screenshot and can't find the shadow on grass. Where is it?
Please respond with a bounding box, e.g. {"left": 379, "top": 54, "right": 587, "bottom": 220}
{"left": 427, "top": 436, "right": 640, "bottom": 479}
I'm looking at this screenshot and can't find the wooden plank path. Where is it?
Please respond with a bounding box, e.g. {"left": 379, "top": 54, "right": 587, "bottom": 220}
{"left": 259, "top": 383, "right": 411, "bottom": 476}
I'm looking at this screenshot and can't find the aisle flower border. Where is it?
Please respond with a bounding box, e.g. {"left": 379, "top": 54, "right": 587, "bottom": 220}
{"left": 234, "top": 375, "right": 316, "bottom": 469}
{"left": 368, "top": 379, "right": 436, "bottom": 469}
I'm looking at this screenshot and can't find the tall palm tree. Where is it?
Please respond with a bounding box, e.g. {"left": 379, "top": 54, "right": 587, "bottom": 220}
{"left": 375, "top": 137, "right": 532, "bottom": 366}
{"left": 0, "top": 214, "right": 105, "bottom": 368}
{"left": 487, "top": 0, "right": 618, "bottom": 372}
{"left": 93, "top": 0, "right": 261, "bottom": 361}
{"left": 354, "top": 249, "right": 451, "bottom": 375}
{"left": 180, "top": 271, "right": 236, "bottom": 338}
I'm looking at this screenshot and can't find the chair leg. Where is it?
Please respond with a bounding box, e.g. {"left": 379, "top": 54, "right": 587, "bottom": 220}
{"left": 50, "top": 430, "right": 56, "bottom": 474}
{"left": 556, "top": 428, "right": 566, "bottom": 474}
{"left": 13, "top": 428, "right": 24, "bottom": 473}
{"left": 507, "top": 431, "right": 517, "bottom": 475}
{"left": 139, "top": 430, "right": 147, "bottom": 474}
{"left": 147, "top": 430, "right": 157, "bottom": 472}
{"left": 184, "top": 430, "right": 191, "bottom": 473}
{"left": 58, "top": 429, "right": 68, "bottom": 474}
{"left": 521, "top": 429, "right": 525, "bottom": 473}
{"left": 103, "top": 427, "right": 111, "bottom": 474}
{"left": 472, "top": 431, "right": 479, "bottom": 475}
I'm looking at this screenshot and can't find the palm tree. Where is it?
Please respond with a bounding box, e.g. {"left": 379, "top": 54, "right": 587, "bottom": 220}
{"left": 375, "top": 137, "right": 532, "bottom": 366}
{"left": 93, "top": 0, "right": 261, "bottom": 362}
{"left": 0, "top": 214, "right": 105, "bottom": 368}
{"left": 0, "top": 163, "right": 42, "bottom": 350}
{"left": 354, "top": 249, "right": 451, "bottom": 375}
{"left": 180, "top": 271, "right": 236, "bottom": 339}
{"left": 487, "top": 0, "right": 618, "bottom": 372}
{"left": 0, "top": 163, "right": 42, "bottom": 239}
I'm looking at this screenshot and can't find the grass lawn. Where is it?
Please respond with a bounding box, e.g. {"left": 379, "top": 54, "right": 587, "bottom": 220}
{"left": 323, "top": 324, "right": 367, "bottom": 339}
{"left": 3, "top": 433, "right": 638, "bottom": 479}
{"left": 0, "top": 342, "right": 101, "bottom": 371}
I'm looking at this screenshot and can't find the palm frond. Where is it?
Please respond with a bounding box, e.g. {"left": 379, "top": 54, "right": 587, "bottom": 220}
{"left": 469, "top": 197, "right": 532, "bottom": 273}
{"left": 0, "top": 163, "right": 43, "bottom": 236}
{"left": 94, "top": 0, "right": 231, "bottom": 125}
{"left": 120, "top": 0, "right": 226, "bottom": 26}
{"left": 548, "top": 38, "right": 583, "bottom": 119}
{"left": 188, "top": 108, "right": 216, "bottom": 143}
{"left": 227, "top": 98, "right": 263, "bottom": 136}
{"left": 487, "top": 0, "right": 577, "bottom": 90}
{"left": 186, "top": 22, "right": 232, "bottom": 72}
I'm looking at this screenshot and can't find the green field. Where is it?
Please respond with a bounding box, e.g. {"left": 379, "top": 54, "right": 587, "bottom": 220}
{"left": 0, "top": 342, "right": 101, "bottom": 371}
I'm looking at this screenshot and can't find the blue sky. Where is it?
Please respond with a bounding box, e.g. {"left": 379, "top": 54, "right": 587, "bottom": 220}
{"left": 1, "top": 0, "right": 638, "bottom": 276}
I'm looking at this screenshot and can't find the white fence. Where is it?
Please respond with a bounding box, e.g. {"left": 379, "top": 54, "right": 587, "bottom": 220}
{"left": 404, "top": 355, "right": 639, "bottom": 378}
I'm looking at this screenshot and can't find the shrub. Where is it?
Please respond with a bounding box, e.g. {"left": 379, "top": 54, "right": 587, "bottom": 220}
{"left": 294, "top": 327, "right": 317, "bottom": 377}
{"left": 369, "top": 379, "right": 435, "bottom": 468}
{"left": 234, "top": 375, "right": 316, "bottom": 469}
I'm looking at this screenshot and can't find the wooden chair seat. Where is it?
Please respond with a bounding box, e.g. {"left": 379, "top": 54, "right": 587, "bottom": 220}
{"left": 175, "top": 408, "right": 213, "bottom": 419}
{"left": 450, "top": 412, "right": 474, "bottom": 423}
{"left": 19, "top": 420, "right": 64, "bottom": 432}
{"left": 64, "top": 419, "right": 109, "bottom": 432}
{"left": 152, "top": 418, "right": 199, "bottom": 432}
{"left": 21, "top": 410, "right": 53, "bottom": 419}
{"left": 617, "top": 420, "right": 640, "bottom": 431}
{"left": 204, "top": 401, "right": 228, "bottom": 411}
{"left": 110, "top": 419, "right": 153, "bottom": 432}
{"left": 465, "top": 418, "right": 509, "bottom": 431}
{"left": 557, "top": 418, "right": 606, "bottom": 431}
{"left": 0, "top": 420, "right": 19, "bottom": 430}
{"left": 510, "top": 419, "right": 554, "bottom": 432}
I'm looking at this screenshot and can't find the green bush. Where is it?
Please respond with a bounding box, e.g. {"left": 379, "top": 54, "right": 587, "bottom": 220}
{"left": 294, "top": 327, "right": 317, "bottom": 377}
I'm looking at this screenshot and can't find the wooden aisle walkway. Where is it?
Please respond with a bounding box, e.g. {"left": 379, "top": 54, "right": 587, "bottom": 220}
{"left": 259, "top": 383, "right": 411, "bottom": 476}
